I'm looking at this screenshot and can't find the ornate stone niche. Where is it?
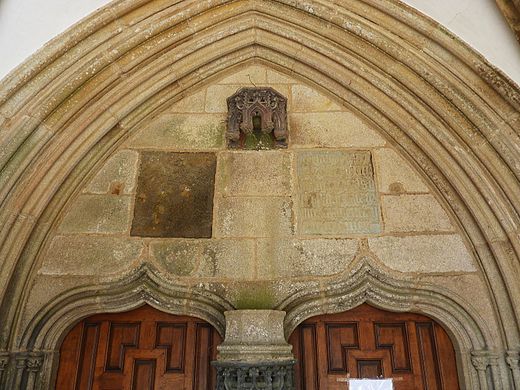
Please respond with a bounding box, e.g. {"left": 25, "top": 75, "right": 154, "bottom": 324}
{"left": 226, "top": 87, "right": 288, "bottom": 149}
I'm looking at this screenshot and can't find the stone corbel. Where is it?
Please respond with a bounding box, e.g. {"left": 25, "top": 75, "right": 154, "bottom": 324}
{"left": 506, "top": 350, "right": 520, "bottom": 389}
{"left": 213, "top": 310, "right": 296, "bottom": 390}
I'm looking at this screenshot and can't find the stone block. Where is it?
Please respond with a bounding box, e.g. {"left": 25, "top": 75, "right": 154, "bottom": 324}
{"left": 125, "top": 113, "right": 225, "bottom": 149}
{"left": 85, "top": 150, "right": 139, "bottom": 195}
{"left": 40, "top": 236, "right": 144, "bottom": 275}
{"left": 382, "top": 194, "right": 454, "bottom": 232}
{"left": 291, "top": 84, "right": 342, "bottom": 112}
{"left": 214, "top": 197, "right": 294, "bottom": 238}
{"left": 150, "top": 239, "right": 255, "bottom": 279}
{"left": 205, "top": 85, "right": 243, "bottom": 113}
{"left": 256, "top": 238, "right": 358, "bottom": 278}
{"left": 266, "top": 69, "right": 297, "bottom": 84}
{"left": 295, "top": 151, "right": 381, "bottom": 235}
{"left": 169, "top": 89, "right": 206, "bottom": 113}
{"left": 417, "top": 274, "right": 500, "bottom": 341}
{"left": 217, "top": 310, "right": 294, "bottom": 362}
{"left": 58, "top": 194, "right": 132, "bottom": 234}
{"left": 373, "top": 148, "right": 429, "bottom": 193}
{"left": 217, "top": 151, "right": 292, "bottom": 196}
{"left": 22, "top": 276, "right": 86, "bottom": 329}
{"left": 289, "top": 112, "right": 386, "bottom": 148}
{"left": 217, "top": 65, "right": 267, "bottom": 85}
{"left": 131, "top": 152, "right": 216, "bottom": 238}
{"left": 368, "top": 235, "right": 477, "bottom": 273}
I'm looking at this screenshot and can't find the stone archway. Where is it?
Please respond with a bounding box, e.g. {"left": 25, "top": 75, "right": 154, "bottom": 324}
{"left": 55, "top": 305, "right": 221, "bottom": 390}
{"left": 5, "top": 264, "right": 230, "bottom": 389}
{"left": 279, "top": 257, "right": 495, "bottom": 389}
{"left": 289, "top": 303, "right": 460, "bottom": 389}
{"left": 0, "top": 1, "right": 519, "bottom": 389}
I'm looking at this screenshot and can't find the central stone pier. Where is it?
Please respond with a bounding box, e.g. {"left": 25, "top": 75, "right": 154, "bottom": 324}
{"left": 212, "top": 310, "right": 296, "bottom": 390}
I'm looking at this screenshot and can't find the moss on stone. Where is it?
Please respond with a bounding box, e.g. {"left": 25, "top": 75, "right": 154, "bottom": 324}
{"left": 234, "top": 284, "right": 276, "bottom": 309}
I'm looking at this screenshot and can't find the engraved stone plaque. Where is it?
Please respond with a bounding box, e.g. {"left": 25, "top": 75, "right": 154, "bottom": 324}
{"left": 131, "top": 152, "right": 216, "bottom": 238}
{"left": 296, "top": 151, "right": 381, "bottom": 235}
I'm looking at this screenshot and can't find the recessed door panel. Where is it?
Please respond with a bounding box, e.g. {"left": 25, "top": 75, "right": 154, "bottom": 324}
{"left": 289, "top": 304, "right": 460, "bottom": 390}
{"left": 56, "top": 305, "right": 221, "bottom": 390}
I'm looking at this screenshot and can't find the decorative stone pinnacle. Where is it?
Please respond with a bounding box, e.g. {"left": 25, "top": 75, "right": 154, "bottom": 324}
{"left": 226, "top": 87, "right": 288, "bottom": 149}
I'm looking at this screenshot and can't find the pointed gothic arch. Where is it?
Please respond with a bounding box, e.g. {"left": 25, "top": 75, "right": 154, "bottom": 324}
{"left": 0, "top": 1, "right": 519, "bottom": 388}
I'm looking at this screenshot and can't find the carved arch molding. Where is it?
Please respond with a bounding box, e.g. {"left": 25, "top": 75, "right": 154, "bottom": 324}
{"left": 0, "top": 0, "right": 519, "bottom": 389}
{"left": 495, "top": 0, "right": 520, "bottom": 43}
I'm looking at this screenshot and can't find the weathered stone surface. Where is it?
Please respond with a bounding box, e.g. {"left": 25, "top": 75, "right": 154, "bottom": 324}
{"left": 289, "top": 112, "right": 386, "bottom": 148}
{"left": 20, "top": 275, "right": 101, "bottom": 335}
{"left": 417, "top": 273, "right": 501, "bottom": 341}
{"left": 217, "top": 151, "right": 292, "bottom": 196}
{"left": 214, "top": 197, "right": 294, "bottom": 238}
{"left": 368, "top": 235, "right": 477, "bottom": 272}
{"left": 217, "top": 65, "right": 268, "bottom": 85}
{"left": 296, "top": 151, "right": 381, "bottom": 235}
{"left": 266, "top": 69, "right": 297, "bottom": 84}
{"left": 170, "top": 89, "right": 206, "bottom": 113}
{"left": 223, "top": 280, "right": 298, "bottom": 310}
{"left": 256, "top": 238, "right": 358, "bottom": 278}
{"left": 126, "top": 113, "right": 225, "bottom": 149}
{"left": 373, "top": 148, "right": 430, "bottom": 193}
{"left": 382, "top": 194, "right": 454, "bottom": 232}
{"left": 85, "top": 150, "right": 139, "bottom": 195}
{"left": 2, "top": 4, "right": 520, "bottom": 389}
{"left": 217, "top": 310, "right": 294, "bottom": 362}
{"left": 131, "top": 152, "right": 216, "bottom": 238}
{"left": 206, "top": 85, "right": 243, "bottom": 113}
{"left": 291, "top": 84, "right": 341, "bottom": 112}
{"left": 58, "top": 194, "right": 132, "bottom": 234}
{"left": 40, "top": 236, "right": 144, "bottom": 275}
{"left": 150, "top": 239, "right": 255, "bottom": 279}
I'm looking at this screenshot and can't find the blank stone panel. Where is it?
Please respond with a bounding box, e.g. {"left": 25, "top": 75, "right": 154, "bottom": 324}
{"left": 296, "top": 151, "right": 382, "bottom": 236}
{"left": 131, "top": 152, "right": 216, "bottom": 238}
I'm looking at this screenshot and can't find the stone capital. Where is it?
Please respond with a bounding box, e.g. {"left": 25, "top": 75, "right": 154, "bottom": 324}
{"left": 0, "top": 352, "right": 9, "bottom": 371}
{"left": 13, "top": 352, "right": 44, "bottom": 373}
{"left": 506, "top": 350, "right": 520, "bottom": 370}
{"left": 217, "top": 310, "right": 294, "bottom": 363}
{"left": 471, "top": 350, "right": 499, "bottom": 371}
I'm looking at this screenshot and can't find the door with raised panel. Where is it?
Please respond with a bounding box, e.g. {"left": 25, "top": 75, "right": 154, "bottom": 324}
{"left": 56, "top": 305, "right": 221, "bottom": 390}
{"left": 289, "top": 304, "right": 460, "bottom": 390}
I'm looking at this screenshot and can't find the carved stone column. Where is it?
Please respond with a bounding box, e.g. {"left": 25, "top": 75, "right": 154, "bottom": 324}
{"left": 212, "top": 310, "right": 296, "bottom": 390}
{"left": 0, "top": 352, "right": 9, "bottom": 388}
{"left": 506, "top": 350, "right": 520, "bottom": 389}
{"left": 471, "top": 350, "right": 504, "bottom": 390}
{"left": 11, "top": 352, "right": 44, "bottom": 390}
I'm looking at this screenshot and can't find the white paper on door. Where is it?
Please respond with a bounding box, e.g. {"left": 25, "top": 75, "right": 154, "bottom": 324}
{"left": 348, "top": 378, "right": 393, "bottom": 390}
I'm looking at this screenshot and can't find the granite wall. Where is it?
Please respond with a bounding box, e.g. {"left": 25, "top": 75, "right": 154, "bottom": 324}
{"left": 24, "top": 65, "right": 489, "bottom": 326}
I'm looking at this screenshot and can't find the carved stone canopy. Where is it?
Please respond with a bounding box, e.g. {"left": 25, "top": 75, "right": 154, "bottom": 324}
{"left": 226, "top": 87, "right": 288, "bottom": 149}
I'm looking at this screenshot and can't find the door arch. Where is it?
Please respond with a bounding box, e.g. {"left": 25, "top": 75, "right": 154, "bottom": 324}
{"left": 289, "top": 304, "right": 460, "bottom": 389}
{"left": 55, "top": 305, "right": 221, "bottom": 390}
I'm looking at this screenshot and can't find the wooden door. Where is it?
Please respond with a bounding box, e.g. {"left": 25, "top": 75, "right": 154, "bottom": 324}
{"left": 56, "top": 305, "right": 221, "bottom": 390}
{"left": 289, "top": 304, "right": 460, "bottom": 390}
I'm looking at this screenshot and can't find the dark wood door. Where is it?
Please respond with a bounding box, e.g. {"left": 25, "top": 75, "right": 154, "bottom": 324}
{"left": 56, "top": 305, "right": 221, "bottom": 390}
{"left": 289, "top": 304, "right": 460, "bottom": 390}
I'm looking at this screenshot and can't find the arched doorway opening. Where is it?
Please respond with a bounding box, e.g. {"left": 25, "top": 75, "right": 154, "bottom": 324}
{"left": 55, "top": 305, "right": 221, "bottom": 390}
{"left": 289, "top": 304, "right": 460, "bottom": 389}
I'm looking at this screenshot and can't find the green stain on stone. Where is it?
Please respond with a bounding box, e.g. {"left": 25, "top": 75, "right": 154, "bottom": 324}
{"left": 235, "top": 284, "right": 276, "bottom": 309}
